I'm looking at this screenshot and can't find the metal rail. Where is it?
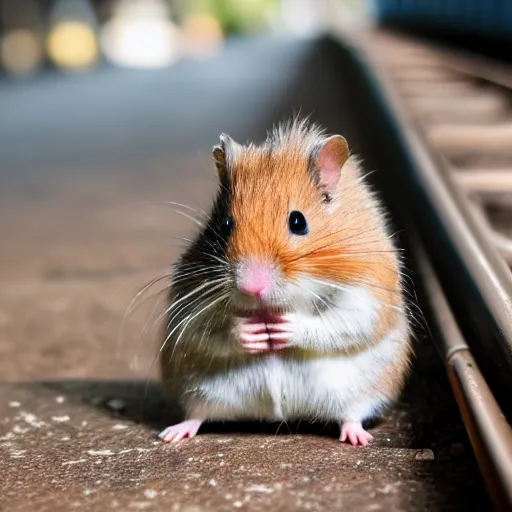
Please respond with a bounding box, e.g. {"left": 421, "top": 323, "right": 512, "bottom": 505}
{"left": 373, "top": 32, "right": 512, "bottom": 272}
{"left": 328, "top": 28, "right": 512, "bottom": 510}
{"left": 415, "top": 239, "right": 512, "bottom": 511}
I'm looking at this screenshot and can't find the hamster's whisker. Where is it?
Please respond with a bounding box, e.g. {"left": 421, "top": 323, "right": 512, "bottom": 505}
{"left": 162, "top": 293, "right": 229, "bottom": 371}
{"left": 143, "top": 294, "right": 226, "bottom": 417}
{"left": 168, "top": 208, "right": 205, "bottom": 229}
{"left": 128, "top": 289, "right": 172, "bottom": 372}
{"left": 171, "top": 235, "right": 196, "bottom": 245}
{"left": 193, "top": 295, "right": 234, "bottom": 361}
{"left": 171, "top": 267, "right": 226, "bottom": 285}
{"left": 296, "top": 283, "right": 332, "bottom": 311}
{"left": 296, "top": 285, "right": 330, "bottom": 332}
{"left": 172, "top": 264, "right": 221, "bottom": 275}
{"left": 335, "top": 233, "right": 396, "bottom": 249}
{"left": 176, "top": 260, "right": 228, "bottom": 272}
{"left": 133, "top": 199, "right": 210, "bottom": 222}
{"left": 175, "top": 263, "right": 227, "bottom": 273}
{"left": 292, "top": 250, "right": 400, "bottom": 263}
{"left": 336, "top": 250, "right": 402, "bottom": 257}
{"left": 196, "top": 313, "right": 216, "bottom": 354}
{"left": 118, "top": 273, "right": 173, "bottom": 359}
{"left": 355, "top": 168, "right": 377, "bottom": 184}
{"left": 172, "top": 228, "right": 221, "bottom": 255}
{"left": 180, "top": 253, "right": 230, "bottom": 270}
{"left": 285, "top": 233, "right": 392, "bottom": 262}
{"left": 386, "top": 229, "right": 405, "bottom": 241}
{"left": 148, "top": 273, "right": 226, "bottom": 340}
{"left": 123, "top": 273, "right": 226, "bottom": 372}
{"left": 204, "top": 240, "right": 226, "bottom": 257}
{"left": 123, "top": 293, "right": 171, "bottom": 373}
{"left": 396, "top": 268, "right": 417, "bottom": 297}
{"left": 307, "top": 278, "right": 404, "bottom": 315}
{"left": 204, "top": 253, "right": 231, "bottom": 268}
{"left": 161, "top": 298, "right": 215, "bottom": 364}
{"left": 163, "top": 201, "right": 212, "bottom": 221}
{"left": 173, "top": 293, "right": 230, "bottom": 352}
{"left": 171, "top": 273, "right": 226, "bottom": 288}
{"left": 274, "top": 420, "right": 292, "bottom": 436}
{"left": 138, "top": 287, "right": 170, "bottom": 339}
{"left": 166, "top": 198, "right": 226, "bottom": 244}
{"left": 189, "top": 293, "right": 232, "bottom": 357}
{"left": 156, "top": 284, "right": 228, "bottom": 351}
{"left": 170, "top": 272, "right": 231, "bottom": 294}
{"left": 348, "top": 277, "right": 404, "bottom": 298}
{"left": 124, "top": 274, "right": 173, "bottom": 319}
{"left": 161, "top": 280, "right": 228, "bottom": 330}
{"left": 164, "top": 280, "right": 229, "bottom": 331}
{"left": 164, "top": 279, "right": 227, "bottom": 318}
{"left": 298, "top": 262, "right": 398, "bottom": 279}
{"left": 393, "top": 271, "right": 427, "bottom": 332}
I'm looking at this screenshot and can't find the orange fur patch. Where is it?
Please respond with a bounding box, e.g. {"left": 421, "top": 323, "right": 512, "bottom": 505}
{"left": 224, "top": 133, "right": 403, "bottom": 347}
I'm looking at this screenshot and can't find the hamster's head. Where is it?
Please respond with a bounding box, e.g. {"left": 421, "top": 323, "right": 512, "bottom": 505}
{"left": 181, "top": 119, "right": 388, "bottom": 318}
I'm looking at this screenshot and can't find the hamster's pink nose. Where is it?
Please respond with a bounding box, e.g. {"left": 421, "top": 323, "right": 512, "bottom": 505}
{"left": 238, "top": 262, "right": 273, "bottom": 299}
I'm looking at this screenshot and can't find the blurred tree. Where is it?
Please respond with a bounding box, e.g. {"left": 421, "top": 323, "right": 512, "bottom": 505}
{"left": 182, "top": 0, "right": 279, "bottom": 35}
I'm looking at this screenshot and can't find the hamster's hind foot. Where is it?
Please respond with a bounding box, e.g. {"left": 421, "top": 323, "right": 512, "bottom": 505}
{"left": 158, "top": 419, "right": 203, "bottom": 444}
{"left": 340, "top": 421, "right": 374, "bottom": 446}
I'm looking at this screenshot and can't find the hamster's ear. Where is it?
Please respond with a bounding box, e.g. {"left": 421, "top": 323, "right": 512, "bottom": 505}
{"left": 313, "top": 135, "right": 349, "bottom": 194}
{"left": 213, "top": 133, "right": 239, "bottom": 181}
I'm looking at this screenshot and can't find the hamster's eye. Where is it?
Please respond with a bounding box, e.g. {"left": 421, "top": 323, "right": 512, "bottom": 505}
{"left": 288, "top": 211, "right": 308, "bottom": 236}
{"left": 221, "top": 215, "right": 233, "bottom": 237}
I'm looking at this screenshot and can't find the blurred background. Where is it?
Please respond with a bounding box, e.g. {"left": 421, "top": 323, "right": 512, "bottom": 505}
{"left": 1, "top": 0, "right": 511, "bottom": 380}
{"left": 0, "top": 0, "right": 367, "bottom": 79}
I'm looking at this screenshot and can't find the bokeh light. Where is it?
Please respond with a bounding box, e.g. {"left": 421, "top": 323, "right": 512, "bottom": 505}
{"left": 46, "top": 0, "right": 99, "bottom": 72}
{"left": 0, "top": 0, "right": 44, "bottom": 77}
{"left": 100, "top": 0, "right": 182, "bottom": 69}
{"left": 2, "top": 29, "right": 43, "bottom": 76}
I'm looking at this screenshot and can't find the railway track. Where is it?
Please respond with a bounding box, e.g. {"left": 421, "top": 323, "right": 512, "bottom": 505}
{"left": 372, "top": 33, "right": 512, "bottom": 267}
{"left": 341, "top": 29, "right": 512, "bottom": 510}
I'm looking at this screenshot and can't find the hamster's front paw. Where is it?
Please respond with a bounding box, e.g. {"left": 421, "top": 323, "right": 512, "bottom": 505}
{"left": 234, "top": 315, "right": 295, "bottom": 354}
{"left": 234, "top": 317, "right": 271, "bottom": 354}
{"left": 265, "top": 312, "right": 300, "bottom": 350}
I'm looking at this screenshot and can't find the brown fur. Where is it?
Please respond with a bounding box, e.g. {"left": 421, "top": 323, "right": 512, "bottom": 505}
{"left": 226, "top": 139, "right": 402, "bottom": 351}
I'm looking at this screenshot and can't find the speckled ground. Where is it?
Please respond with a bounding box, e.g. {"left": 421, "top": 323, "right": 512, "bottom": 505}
{"left": 0, "top": 35, "right": 490, "bottom": 511}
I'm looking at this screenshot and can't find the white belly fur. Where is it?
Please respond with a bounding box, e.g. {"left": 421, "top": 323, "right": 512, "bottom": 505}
{"left": 193, "top": 318, "right": 407, "bottom": 424}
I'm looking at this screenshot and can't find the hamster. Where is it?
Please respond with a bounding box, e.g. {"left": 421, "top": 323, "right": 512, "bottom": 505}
{"left": 158, "top": 118, "right": 412, "bottom": 446}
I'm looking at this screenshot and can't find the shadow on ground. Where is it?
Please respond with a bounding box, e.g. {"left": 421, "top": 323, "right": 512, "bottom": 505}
{"left": 25, "top": 325, "right": 471, "bottom": 451}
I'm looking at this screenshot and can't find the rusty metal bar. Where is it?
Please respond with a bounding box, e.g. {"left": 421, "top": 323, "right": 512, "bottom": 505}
{"left": 368, "top": 32, "right": 512, "bottom": 269}
{"left": 453, "top": 170, "right": 512, "bottom": 193}
{"left": 466, "top": 201, "right": 512, "bottom": 266}
{"left": 415, "top": 241, "right": 512, "bottom": 511}
{"left": 327, "top": 28, "right": 512, "bottom": 508}
{"left": 431, "top": 48, "right": 512, "bottom": 92}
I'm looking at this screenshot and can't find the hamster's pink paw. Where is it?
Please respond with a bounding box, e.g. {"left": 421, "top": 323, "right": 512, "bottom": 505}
{"left": 235, "top": 318, "right": 271, "bottom": 353}
{"left": 158, "top": 419, "right": 203, "bottom": 443}
{"left": 265, "top": 322, "right": 294, "bottom": 350}
{"left": 340, "top": 422, "right": 374, "bottom": 446}
{"left": 265, "top": 312, "right": 301, "bottom": 350}
{"left": 234, "top": 315, "right": 297, "bottom": 353}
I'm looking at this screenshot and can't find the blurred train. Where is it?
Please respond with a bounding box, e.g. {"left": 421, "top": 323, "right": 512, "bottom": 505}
{"left": 373, "top": 0, "right": 512, "bottom": 59}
